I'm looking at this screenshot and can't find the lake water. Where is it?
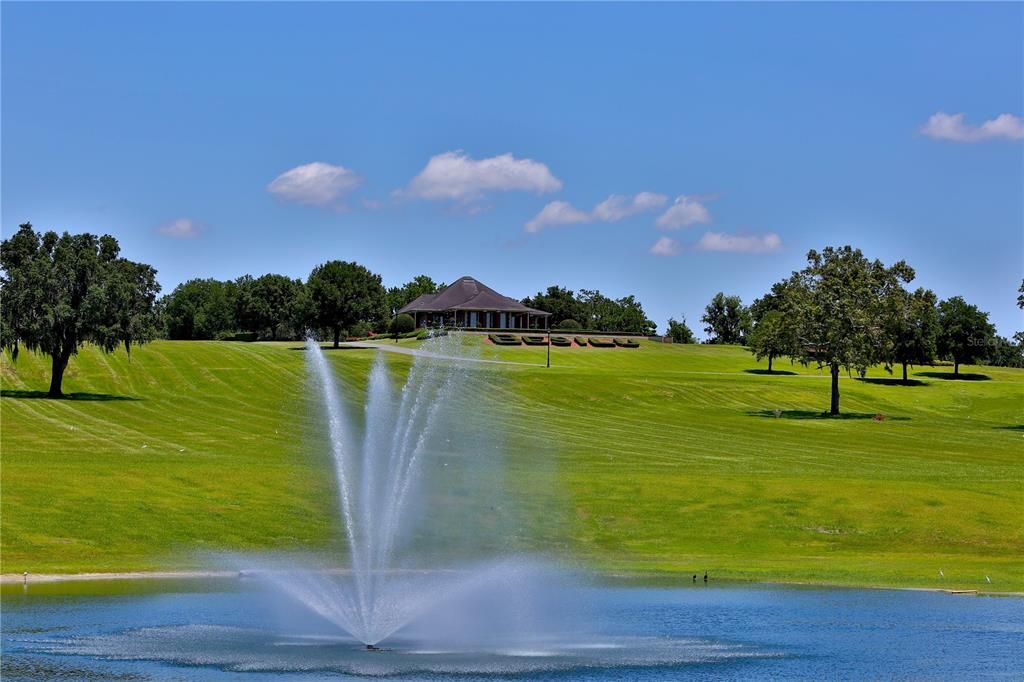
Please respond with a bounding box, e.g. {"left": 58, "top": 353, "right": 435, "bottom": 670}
{"left": 2, "top": 580, "right": 1021, "bottom": 680}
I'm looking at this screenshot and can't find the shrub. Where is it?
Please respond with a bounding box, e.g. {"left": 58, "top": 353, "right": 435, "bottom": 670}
{"left": 215, "top": 330, "right": 238, "bottom": 341}
{"left": 556, "top": 319, "right": 582, "bottom": 331}
{"left": 416, "top": 330, "right": 430, "bottom": 340}
{"left": 574, "top": 336, "right": 589, "bottom": 346}
{"left": 522, "top": 335, "right": 547, "bottom": 346}
{"left": 614, "top": 338, "right": 640, "bottom": 348}
{"left": 551, "top": 336, "right": 571, "bottom": 347}
{"left": 588, "top": 337, "right": 616, "bottom": 348}
{"left": 489, "top": 333, "right": 521, "bottom": 346}
{"left": 234, "top": 332, "right": 259, "bottom": 342}
{"left": 350, "top": 320, "right": 374, "bottom": 338}
{"left": 390, "top": 313, "right": 415, "bottom": 335}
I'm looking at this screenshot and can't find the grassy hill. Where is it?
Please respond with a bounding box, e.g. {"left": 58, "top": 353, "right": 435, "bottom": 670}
{"left": 2, "top": 337, "right": 1021, "bottom": 591}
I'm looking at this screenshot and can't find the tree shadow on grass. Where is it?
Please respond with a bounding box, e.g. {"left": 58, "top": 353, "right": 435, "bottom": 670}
{"left": 0, "top": 389, "right": 141, "bottom": 401}
{"left": 994, "top": 425, "right": 1024, "bottom": 432}
{"left": 288, "top": 345, "right": 372, "bottom": 351}
{"left": 856, "top": 377, "right": 927, "bottom": 387}
{"left": 915, "top": 371, "right": 991, "bottom": 381}
{"left": 746, "top": 409, "right": 910, "bottom": 421}
{"left": 743, "top": 368, "right": 798, "bottom": 376}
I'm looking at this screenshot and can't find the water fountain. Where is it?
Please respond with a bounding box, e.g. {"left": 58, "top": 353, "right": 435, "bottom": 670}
{"left": 250, "top": 332, "right": 577, "bottom": 649}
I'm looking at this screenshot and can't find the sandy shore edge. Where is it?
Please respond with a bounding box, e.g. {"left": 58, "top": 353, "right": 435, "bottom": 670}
{"left": 3, "top": 570, "right": 1020, "bottom": 596}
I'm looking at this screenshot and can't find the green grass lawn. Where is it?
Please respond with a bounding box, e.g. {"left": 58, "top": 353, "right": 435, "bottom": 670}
{"left": 2, "top": 337, "right": 1021, "bottom": 592}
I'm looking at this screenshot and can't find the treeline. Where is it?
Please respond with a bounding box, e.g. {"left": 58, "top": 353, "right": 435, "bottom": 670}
{"left": 521, "top": 286, "right": 656, "bottom": 334}
{"left": 699, "top": 246, "right": 1021, "bottom": 414}
{"left": 3, "top": 223, "right": 1021, "bottom": 409}
{"left": 160, "top": 270, "right": 445, "bottom": 344}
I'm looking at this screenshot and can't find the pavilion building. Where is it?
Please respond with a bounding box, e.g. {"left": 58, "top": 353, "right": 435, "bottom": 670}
{"left": 398, "top": 276, "right": 551, "bottom": 330}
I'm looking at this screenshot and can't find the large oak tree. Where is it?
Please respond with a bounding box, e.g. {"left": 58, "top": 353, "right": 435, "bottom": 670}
{"left": 936, "top": 296, "right": 996, "bottom": 377}
{"left": 780, "top": 246, "right": 914, "bottom": 415}
{"left": 306, "top": 260, "right": 387, "bottom": 347}
{"left": 1, "top": 223, "right": 160, "bottom": 397}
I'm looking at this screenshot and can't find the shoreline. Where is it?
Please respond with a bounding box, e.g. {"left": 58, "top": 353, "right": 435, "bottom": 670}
{"left": 3, "top": 570, "right": 1020, "bottom": 597}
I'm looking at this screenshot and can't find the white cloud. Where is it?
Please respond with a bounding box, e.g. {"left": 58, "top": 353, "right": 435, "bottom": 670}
{"left": 401, "top": 151, "right": 562, "bottom": 202}
{"left": 157, "top": 218, "right": 199, "bottom": 239}
{"left": 525, "top": 201, "right": 590, "bottom": 233}
{"left": 525, "top": 191, "right": 668, "bottom": 233}
{"left": 591, "top": 192, "right": 668, "bottom": 222}
{"left": 655, "top": 196, "right": 712, "bottom": 230}
{"left": 649, "top": 236, "right": 682, "bottom": 256}
{"left": 267, "top": 162, "right": 362, "bottom": 206}
{"left": 695, "top": 231, "right": 782, "bottom": 253}
{"left": 920, "top": 112, "right": 1024, "bottom": 142}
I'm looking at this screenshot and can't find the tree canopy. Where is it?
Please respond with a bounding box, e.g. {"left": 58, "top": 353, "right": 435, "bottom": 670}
{"left": 666, "top": 317, "right": 695, "bottom": 344}
{"left": 524, "top": 286, "right": 655, "bottom": 334}
{"left": 0, "top": 223, "right": 160, "bottom": 397}
{"left": 883, "top": 287, "right": 939, "bottom": 383}
{"left": 162, "top": 278, "right": 239, "bottom": 340}
{"left": 306, "top": 260, "right": 387, "bottom": 347}
{"left": 386, "top": 275, "right": 443, "bottom": 317}
{"left": 701, "top": 292, "right": 751, "bottom": 344}
{"left": 236, "top": 273, "right": 303, "bottom": 340}
{"left": 937, "top": 296, "right": 996, "bottom": 377}
{"left": 775, "top": 245, "right": 914, "bottom": 415}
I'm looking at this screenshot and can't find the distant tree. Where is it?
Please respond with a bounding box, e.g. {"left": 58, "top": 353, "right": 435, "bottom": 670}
{"left": 936, "top": 296, "right": 996, "bottom": 377}
{"left": 781, "top": 246, "right": 914, "bottom": 415}
{"left": 883, "top": 287, "right": 939, "bottom": 383}
{"left": 0, "top": 223, "right": 160, "bottom": 397}
{"left": 162, "top": 278, "right": 238, "bottom": 340}
{"left": 389, "top": 313, "right": 415, "bottom": 335}
{"left": 749, "top": 281, "right": 790, "bottom": 324}
{"left": 236, "top": 273, "right": 303, "bottom": 340}
{"left": 1018, "top": 279, "right": 1024, "bottom": 310}
{"left": 307, "top": 260, "right": 387, "bottom": 347}
{"left": 985, "top": 333, "right": 1024, "bottom": 369}
{"left": 555, "top": 318, "right": 582, "bottom": 331}
{"left": 611, "top": 294, "right": 656, "bottom": 335}
{"left": 523, "top": 286, "right": 583, "bottom": 327}
{"left": 701, "top": 292, "right": 751, "bottom": 344}
{"left": 666, "top": 317, "right": 695, "bottom": 344}
{"left": 387, "top": 275, "right": 443, "bottom": 316}
{"left": 747, "top": 310, "right": 792, "bottom": 372}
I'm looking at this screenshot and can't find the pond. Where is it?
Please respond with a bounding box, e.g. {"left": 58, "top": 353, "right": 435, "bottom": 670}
{"left": 2, "top": 579, "right": 1021, "bottom": 680}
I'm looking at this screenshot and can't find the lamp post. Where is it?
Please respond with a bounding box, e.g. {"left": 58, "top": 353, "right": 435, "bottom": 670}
{"left": 546, "top": 321, "right": 551, "bottom": 368}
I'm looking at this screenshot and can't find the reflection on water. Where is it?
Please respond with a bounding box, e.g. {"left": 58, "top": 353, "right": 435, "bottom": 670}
{"left": 3, "top": 581, "right": 1022, "bottom": 681}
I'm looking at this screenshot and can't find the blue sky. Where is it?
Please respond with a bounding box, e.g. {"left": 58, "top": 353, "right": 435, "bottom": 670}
{"left": 3, "top": 2, "right": 1022, "bottom": 336}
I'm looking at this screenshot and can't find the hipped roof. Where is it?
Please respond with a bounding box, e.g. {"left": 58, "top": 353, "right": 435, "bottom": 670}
{"left": 398, "top": 276, "right": 551, "bottom": 315}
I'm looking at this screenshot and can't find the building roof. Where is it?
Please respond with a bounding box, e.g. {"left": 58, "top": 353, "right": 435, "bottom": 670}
{"left": 398, "top": 276, "right": 551, "bottom": 315}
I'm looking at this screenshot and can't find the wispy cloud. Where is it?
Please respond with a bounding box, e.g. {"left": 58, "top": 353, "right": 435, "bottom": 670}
{"left": 920, "top": 112, "right": 1024, "bottom": 142}
{"left": 267, "top": 162, "right": 362, "bottom": 207}
{"left": 525, "top": 201, "right": 591, "bottom": 233}
{"left": 400, "top": 151, "right": 562, "bottom": 203}
{"left": 157, "top": 217, "right": 200, "bottom": 239}
{"left": 649, "top": 236, "right": 681, "bottom": 256}
{"left": 525, "top": 191, "right": 668, "bottom": 233}
{"left": 695, "top": 231, "right": 782, "bottom": 253}
{"left": 655, "top": 195, "right": 712, "bottom": 230}
{"left": 591, "top": 192, "right": 668, "bottom": 222}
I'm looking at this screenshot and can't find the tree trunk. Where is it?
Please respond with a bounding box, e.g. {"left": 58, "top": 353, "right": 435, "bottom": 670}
{"left": 768, "top": 354, "right": 774, "bottom": 372}
{"left": 954, "top": 360, "right": 959, "bottom": 377}
{"left": 48, "top": 350, "right": 70, "bottom": 398}
{"left": 333, "top": 327, "right": 341, "bottom": 348}
{"left": 902, "top": 362, "right": 908, "bottom": 384}
{"left": 829, "top": 362, "right": 840, "bottom": 416}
